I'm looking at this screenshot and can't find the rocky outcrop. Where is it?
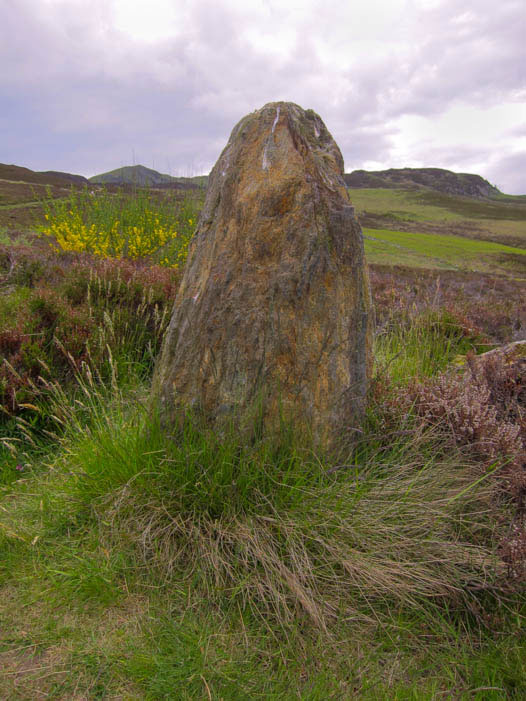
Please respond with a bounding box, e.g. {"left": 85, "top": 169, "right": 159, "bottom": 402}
{"left": 344, "top": 167, "right": 500, "bottom": 199}
{"left": 152, "top": 101, "right": 373, "bottom": 449}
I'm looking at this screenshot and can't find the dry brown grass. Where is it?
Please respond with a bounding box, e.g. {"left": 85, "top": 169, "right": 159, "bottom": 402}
{"left": 95, "top": 443, "right": 498, "bottom": 634}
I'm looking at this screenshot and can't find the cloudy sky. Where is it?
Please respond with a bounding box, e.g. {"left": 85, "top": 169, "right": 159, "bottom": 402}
{"left": 2, "top": 0, "right": 525, "bottom": 193}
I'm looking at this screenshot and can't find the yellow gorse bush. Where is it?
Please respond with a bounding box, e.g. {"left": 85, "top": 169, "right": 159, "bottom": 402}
{"left": 42, "top": 188, "right": 197, "bottom": 269}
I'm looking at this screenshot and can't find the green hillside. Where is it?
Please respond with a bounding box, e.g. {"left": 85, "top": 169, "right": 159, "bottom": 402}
{"left": 363, "top": 226, "right": 526, "bottom": 275}
{"left": 89, "top": 165, "right": 207, "bottom": 189}
{"left": 89, "top": 164, "right": 176, "bottom": 186}
{"left": 350, "top": 187, "right": 526, "bottom": 254}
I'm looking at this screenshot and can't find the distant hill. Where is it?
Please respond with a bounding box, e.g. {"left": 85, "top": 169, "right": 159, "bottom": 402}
{"left": 88, "top": 164, "right": 508, "bottom": 200}
{"left": 89, "top": 165, "right": 206, "bottom": 189}
{"left": 89, "top": 165, "right": 174, "bottom": 186}
{"left": 9, "top": 160, "right": 503, "bottom": 201}
{"left": 344, "top": 168, "right": 500, "bottom": 199}
{"left": 0, "top": 163, "right": 89, "bottom": 187}
{"left": 38, "top": 170, "right": 88, "bottom": 186}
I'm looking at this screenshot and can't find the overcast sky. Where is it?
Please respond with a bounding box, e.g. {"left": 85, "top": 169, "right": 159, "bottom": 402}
{"left": 2, "top": 0, "right": 525, "bottom": 193}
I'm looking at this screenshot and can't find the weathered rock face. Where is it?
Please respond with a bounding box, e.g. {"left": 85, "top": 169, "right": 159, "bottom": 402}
{"left": 152, "top": 101, "right": 373, "bottom": 448}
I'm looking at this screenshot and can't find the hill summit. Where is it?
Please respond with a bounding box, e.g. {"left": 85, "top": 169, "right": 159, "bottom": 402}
{"left": 89, "top": 165, "right": 208, "bottom": 189}
{"left": 343, "top": 167, "right": 500, "bottom": 199}
{"left": 89, "top": 165, "right": 175, "bottom": 186}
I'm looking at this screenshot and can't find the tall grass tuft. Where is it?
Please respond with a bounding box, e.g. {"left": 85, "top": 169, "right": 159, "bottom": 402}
{"left": 28, "top": 369, "right": 498, "bottom": 633}
{"left": 374, "top": 307, "right": 488, "bottom": 383}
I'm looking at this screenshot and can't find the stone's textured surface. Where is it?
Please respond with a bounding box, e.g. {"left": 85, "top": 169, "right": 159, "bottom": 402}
{"left": 153, "top": 101, "right": 373, "bottom": 448}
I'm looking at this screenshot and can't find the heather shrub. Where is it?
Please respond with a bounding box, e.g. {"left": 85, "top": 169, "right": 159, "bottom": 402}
{"left": 409, "top": 362, "right": 522, "bottom": 469}
{"left": 473, "top": 349, "right": 526, "bottom": 430}
{"left": 370, "top": 265, "right": 525, "bottom": 344}
{"left": 0, "top": 247, "right": 179, "bottom": 424}
{"left": 406, "top": 347, "right": 526, "bottom": 579}
{"left": 369, "top": 275, "right": 525, "bottom": 583}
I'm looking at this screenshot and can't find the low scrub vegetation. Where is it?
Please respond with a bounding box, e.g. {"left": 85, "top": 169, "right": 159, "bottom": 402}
{"left": 41, "top": 185, "right": 198, "bottom": 267}
{"left": 0, "top": 245, "right": 178, "bottom": 432}
{"left": 1, "top": 189, "right": 525, "bottom": 698}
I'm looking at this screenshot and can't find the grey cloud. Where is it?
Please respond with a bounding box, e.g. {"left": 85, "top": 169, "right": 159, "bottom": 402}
{"left": 408, "top": 142, "right": 494, "bottom": 168}
{"left": 373, "top": 0, "right": 526, "bottom": 119}
{"left": 485, "top": 151, "right": 526, "bottom": 195}
{"left": 0, "top": 0, "right": 524, "bottom": 192}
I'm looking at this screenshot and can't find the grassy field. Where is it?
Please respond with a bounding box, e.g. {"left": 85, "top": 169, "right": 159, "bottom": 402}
{"left": 1, "top": 183, "right": 525, "bottom": 698}
{"left": 351, "top": 188, "right": 526, "bottom": 250}
{"left": 364, "top": 226, "right": 526, "bottom": 276}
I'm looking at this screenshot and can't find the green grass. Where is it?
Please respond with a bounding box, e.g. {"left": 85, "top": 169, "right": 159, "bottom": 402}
{"left": 1, "top": 304, "right": 523, "bottom": 697}
{"left": 364, "top": 226, "right": 526, "bottom": 275}
{"left": 0, "top": 388, "right": 511, "bottom": 697}
{"left": 373, "top": 307, "right": 489, "bottom": 383}
{"left": 351, "top": 188, "right": 526, "bottom": 248}
{"left": 1, "top": 184, "right": 525, "bottom": 697}
{"left": 0, "top": 398, "right": 522, "bottom": 698}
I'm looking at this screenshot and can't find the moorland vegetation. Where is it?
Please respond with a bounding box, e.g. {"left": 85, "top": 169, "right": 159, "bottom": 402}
{"left": 0, "top": 174, "right": 525, "bottom": 698}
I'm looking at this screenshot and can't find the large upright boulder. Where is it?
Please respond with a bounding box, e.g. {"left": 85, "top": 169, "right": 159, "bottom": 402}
{"left": 153, "top": 101, "right": 373, "bottom": 448}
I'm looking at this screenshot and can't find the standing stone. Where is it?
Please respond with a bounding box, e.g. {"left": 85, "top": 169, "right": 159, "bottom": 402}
{"left": 152, "top": 101, "right": 373, "bottom": 449}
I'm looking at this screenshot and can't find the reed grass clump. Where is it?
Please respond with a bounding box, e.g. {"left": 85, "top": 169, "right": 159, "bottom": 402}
{"left": 6, "top": 369, "right": 497, "bottom": 632}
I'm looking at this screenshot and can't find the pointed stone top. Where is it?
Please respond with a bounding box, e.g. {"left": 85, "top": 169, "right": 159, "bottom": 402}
{"left": 223, "top": 100, "right": 345, "bottom": 181}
